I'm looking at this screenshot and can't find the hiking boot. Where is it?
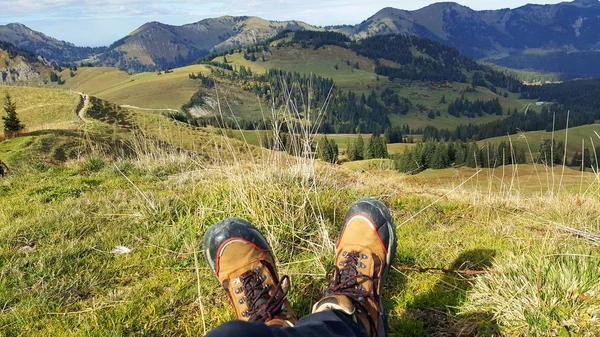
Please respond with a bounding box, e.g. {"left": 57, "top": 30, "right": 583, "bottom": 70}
{"left": 312, "top": 198, "right": 397, "bottom": 337}
{"left": 203, "top": 218, "right": 297, "bottom": 326}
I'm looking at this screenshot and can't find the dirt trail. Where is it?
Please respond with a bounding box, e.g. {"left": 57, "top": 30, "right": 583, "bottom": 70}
{"left": 75, "top": 92, "right": 91, "bottom": 123}
{"left": 120, "top": 105, "right": 179, "bottom": 113}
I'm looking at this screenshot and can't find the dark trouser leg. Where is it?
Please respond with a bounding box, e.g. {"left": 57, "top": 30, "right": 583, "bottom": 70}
{"left": 206, "top": 310, "right": 368, "bottom": 337}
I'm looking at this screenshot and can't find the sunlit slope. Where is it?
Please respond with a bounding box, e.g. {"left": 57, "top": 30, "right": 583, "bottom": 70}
{"left": 215, "top": 44, "right": 538, "bottom": 129}
{"left": 0, "top": 86, "right": 80, "bottom": 129}
{"left": 479, "top": 124, "right": 600, "bottom": 157}
{"left": 60, "top": 65, "right": 212, "bottom": 109}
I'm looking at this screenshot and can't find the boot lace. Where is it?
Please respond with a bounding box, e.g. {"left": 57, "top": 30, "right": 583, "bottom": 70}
{"left": 325, "top": 251, "right": 381, "bottom": 336}
{"left": 239, "top": 269, "right": 291, "bottom": 322}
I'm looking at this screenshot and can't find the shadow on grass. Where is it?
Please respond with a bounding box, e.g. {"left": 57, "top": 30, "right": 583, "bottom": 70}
{"left": 390, "top": 249, "right": 500, "bottom": 337}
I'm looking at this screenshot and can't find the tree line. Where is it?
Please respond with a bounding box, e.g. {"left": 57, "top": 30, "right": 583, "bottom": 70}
{"left": 396, "top": 140, "right": 526, "bottom": 174}
{"left": 396, "top": 138, "right": 600, "bottom": 174}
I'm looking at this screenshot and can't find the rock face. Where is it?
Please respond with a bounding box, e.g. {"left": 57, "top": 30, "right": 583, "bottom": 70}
{"left": 0, "top": 60, "right": 39, "bottom": 84}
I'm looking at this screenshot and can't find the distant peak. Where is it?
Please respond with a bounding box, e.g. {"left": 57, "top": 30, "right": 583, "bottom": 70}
{"left": 6, "top": 22, "right": 31, "bottom": 30}
{"left": 566, "top": 0, "right": 599, "bottom": 6}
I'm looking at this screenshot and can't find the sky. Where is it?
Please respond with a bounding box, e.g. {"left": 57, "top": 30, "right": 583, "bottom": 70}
{"left": 0, "top": 0, "right": 568, "bottom": 47}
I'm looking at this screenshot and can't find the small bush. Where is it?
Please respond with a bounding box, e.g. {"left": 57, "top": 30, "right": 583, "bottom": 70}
{"left": 52, "top": 148, "right": 67, "bottom": 162}
{"left": 81, "top": 158, "right": 105, "bottom": 172}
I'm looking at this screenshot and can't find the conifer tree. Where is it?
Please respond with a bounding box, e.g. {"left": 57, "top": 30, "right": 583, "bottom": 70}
{"left": 355, "top": 134, "right": 365, "bottom": 161}
{"left": 3, "top": 93, "right": 23, "bottom": 133}
{"left": 347, "top": 141, "right": 357, "bottom": 161}
{"left": 317, "top": 136, "right": 338, "bottom": 164}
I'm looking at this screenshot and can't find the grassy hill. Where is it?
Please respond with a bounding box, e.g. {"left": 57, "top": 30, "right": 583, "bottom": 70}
{"left": 211, "top": 34, "right": 539, "bottom": 131}
{"left": 479, "top": 124, "right": 600, "bottom": 160}
{"left": 0, "top": 86, "right": 80, "bottom": 130}
{"left": 59, "top": 65, "right": 266, "bottom": 120}
{"left": 0, "top": 94, "right": 599, "bottom": 336}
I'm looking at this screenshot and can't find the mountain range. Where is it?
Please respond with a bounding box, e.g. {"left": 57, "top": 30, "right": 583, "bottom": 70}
{"left": 1, "top": 0, "right": 600, "bottom": 77}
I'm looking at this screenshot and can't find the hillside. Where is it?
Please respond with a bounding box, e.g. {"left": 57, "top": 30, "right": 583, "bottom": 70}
{"left": 342, "top": 0, "right": 600, "bottom": 78}
{"left": 206, "top": 31, "right": 537, "bottom": 134}
{"left": 480, "top": 124, "right": 600, "bottom": 159}
{"left": 0, "top": 89, "right": 599, "bottom": 336}
{"left": 0, "top": 86, "right": 81, "bottom": 131}
{"left": 59, "top": 65, "right": 266, "bottom": 120}
{"left": 96, "top": 17, "right": 317, "bottom": 72}
{"left": 4, "top": 0, "right": 600, "bottom": 78}
{"left": 0, "top": 23, "right": 105, "bottom": 63}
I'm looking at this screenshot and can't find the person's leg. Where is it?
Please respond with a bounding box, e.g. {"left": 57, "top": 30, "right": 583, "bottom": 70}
{"left": 206, "top": 310, "right": 367, "bottom": 337}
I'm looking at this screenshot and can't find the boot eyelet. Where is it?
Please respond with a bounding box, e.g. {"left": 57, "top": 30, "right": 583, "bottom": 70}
{"left": 360, "top": 263, "right": 367, "bottom": 268}
{"left": 233, "top": 278, "right": 240, "bottom": 285}
{"left": 361, "top": 254, "right": 368, "bottom": 259}
{"left": 235, "top": 288, "right": 242, "bottom": 294}
{"left": 254, "top": 266, "right": 261, "bottom": 273}
{"left": 261, "top": 275, "right": 267, "bottom": 281}
{"left": 239, "top": 298, "right": 244, "bottom": 304}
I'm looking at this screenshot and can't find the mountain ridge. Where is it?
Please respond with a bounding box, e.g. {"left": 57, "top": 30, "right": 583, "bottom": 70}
{"left": 2, "top": 0, "right": 600, "bottom": 76}
{"left": 0, "top": 23, "right": 106, "bottom": 63}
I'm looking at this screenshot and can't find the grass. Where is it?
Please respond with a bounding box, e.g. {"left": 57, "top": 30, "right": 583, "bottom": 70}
{"left": 1, "top": 88, "right": 599, "bottom": 337}
{"left": 215, "top": 130, "right": 415, "bottom": 155}
{"left": 0, "top": 86, "right": 80, "bottom": 129}
{"left": 60, "top": 65, "right": 212, "bottom": 109}
{"left": 216, "top": 44, "right": 540, "bottom": 130}
{"left": 480, "top": 124, "right": 600, "bottom": 159}
{"left": 215, "top": 45, "right": 379, "bottom": 93}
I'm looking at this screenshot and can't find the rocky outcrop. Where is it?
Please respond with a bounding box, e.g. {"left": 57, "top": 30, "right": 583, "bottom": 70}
{"left": 0, "top": 59, "right": 39, "bottom": 85}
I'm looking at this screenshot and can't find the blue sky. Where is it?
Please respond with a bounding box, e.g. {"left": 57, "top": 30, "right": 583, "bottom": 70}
{"left": 0, "top": 0, "right": 566, "bottom": 47}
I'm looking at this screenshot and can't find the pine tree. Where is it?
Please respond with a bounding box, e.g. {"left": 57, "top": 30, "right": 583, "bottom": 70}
{"left": 583, "top": 148, "right": 592, "bottom": 170}
{"left": 570, "top": 152, "right": 582, "bottom": 168}
{"left": 347, "top": 141, "right": 357, "bottom": 161}
{"left": 317, "top": 136, "right": 338, "bottom": 164}
{"left": 3, "top": 93, "right": 23, "bottom": 133}
{"left": 355, "top": 134, "right": 365, "bottom": 161}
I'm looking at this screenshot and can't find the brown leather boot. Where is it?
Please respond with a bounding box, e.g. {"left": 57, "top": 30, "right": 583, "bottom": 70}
{"left": 312, "top": 198, "right": 397, "bottom": 337}
{"left": 203, "top": 218, "right": 297, "bottom": 326}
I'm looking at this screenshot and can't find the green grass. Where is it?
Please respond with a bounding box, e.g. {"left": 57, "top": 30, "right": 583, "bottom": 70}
{"left": 0, "top": 86, "right": 80, "bottom": 129}
{"left": 60, "top": 65, "right": 211, "bottom": 109}
{"left": 217, "top": 45, "right": 539, "bottom": 130}
{"left": 215, "top": 45, "right": 378, "bottom": 93}
{"left": 1, "top": 84, "right": 599, "bottom": 337}
{"left": 479, "top": 124, "right": 600, "bottom": 159}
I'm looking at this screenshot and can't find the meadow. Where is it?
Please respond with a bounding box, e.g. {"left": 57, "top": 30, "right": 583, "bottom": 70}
{"left": 480, "top": 124, "right": 600, "bottom": 158}
{"left": 1, "top": 93, "right": 599, "bottom": 336}
{"left": 0, "top": 86, "right": 80, "bottom": 129}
